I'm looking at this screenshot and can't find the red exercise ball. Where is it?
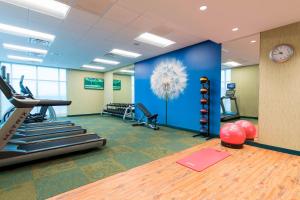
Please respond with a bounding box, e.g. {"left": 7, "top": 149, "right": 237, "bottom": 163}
{"left": 220, "top": 123, "right": 246, "bottom": 149}
{"left": 235, "top": 120, "right": 257, "bottom": 140}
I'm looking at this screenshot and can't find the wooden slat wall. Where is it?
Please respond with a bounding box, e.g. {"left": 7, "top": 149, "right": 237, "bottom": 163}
{"left": 259, "top": 22, "right": 300, "bottom": 151}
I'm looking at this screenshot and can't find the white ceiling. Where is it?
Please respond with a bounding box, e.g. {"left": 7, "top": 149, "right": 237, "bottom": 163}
{"left": 222, "top": 33, "right": 260, "bottom": 68}
{"left": 0, "top": 0, "right": 300, "bottom": 72}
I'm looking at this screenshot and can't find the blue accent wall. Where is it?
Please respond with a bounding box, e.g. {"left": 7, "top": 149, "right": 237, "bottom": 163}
{"left": 135, "top": 40, "right": 221, "bottom": 136}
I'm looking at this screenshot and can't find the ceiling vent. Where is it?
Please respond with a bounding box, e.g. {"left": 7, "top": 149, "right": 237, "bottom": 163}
{"left": 103, "top": 53, "right": 116, "bottom": 58}
{"left": 28, "top": 52, "right": 46, "bottom": 57}
{"left": 28, "top": 38, "right": 51, "bottom": 47}
{"left": 150, "top": 25, "right": 174, "bottom": 36}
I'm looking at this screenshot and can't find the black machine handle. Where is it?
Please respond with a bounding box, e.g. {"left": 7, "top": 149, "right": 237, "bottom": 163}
{"left": 0, "top": 71, "right": 14, "bottom": 99}
{"left": 9, "top": 97, "right": 71, "bottom": 108}
{"left": 36, "top": 99, "right": 71, "bottom": 106}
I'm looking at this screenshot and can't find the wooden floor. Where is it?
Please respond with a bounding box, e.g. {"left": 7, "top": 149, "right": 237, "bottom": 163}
{"left": 49, "top": 139, "right": 300, "bottom": 200}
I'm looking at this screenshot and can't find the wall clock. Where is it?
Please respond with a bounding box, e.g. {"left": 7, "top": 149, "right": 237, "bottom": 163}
{"left": 269, "top": 44, "right": 294, "bottom": 63}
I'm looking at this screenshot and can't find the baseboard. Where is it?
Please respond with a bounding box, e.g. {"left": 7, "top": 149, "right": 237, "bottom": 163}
{"left": 240, "top": 116, "right": 258, "bottom": 120}
{"left": 245, "top": 140, "right": 300, "bottom": 156}
{"left": 67, "top": 113, "right": 101, "bottom": 117}
{"left": 160, "top": 124, "right": 219, "bottom": 137}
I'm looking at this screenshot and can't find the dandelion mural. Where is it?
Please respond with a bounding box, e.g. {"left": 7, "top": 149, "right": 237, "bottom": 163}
{"left": 150, "top": 59, "right": 188, "bottom": 124}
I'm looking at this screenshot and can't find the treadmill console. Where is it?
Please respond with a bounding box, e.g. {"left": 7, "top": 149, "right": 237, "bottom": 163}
{"left": 227, "top": 83, "right": 236, "bottom": 90}
{"left": 225, "top": 83, "right": 236, "bottom": 98}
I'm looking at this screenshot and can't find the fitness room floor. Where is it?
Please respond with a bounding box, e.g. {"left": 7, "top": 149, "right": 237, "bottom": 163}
{"left": 0, "top": 115, "right": 204, "bottom": 200}
{"left": 1, "top": 116, "right": 299, "bottom": 200}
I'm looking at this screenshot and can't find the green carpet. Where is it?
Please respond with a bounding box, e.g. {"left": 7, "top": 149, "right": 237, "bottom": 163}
{"left": 0, "top": 116, "right": 205, "bottom": 200}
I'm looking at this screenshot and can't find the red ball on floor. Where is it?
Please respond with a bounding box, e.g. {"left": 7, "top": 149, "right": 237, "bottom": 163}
{"left": 220, "top": 123, "right": 246, "bottom": 149}
{"left": 235, "top": 120, "right": 257, "bottom": 140}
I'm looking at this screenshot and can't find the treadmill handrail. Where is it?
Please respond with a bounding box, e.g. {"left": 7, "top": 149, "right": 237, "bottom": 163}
{"left": 0, "top": 73, "right": 14, "bottom": 99}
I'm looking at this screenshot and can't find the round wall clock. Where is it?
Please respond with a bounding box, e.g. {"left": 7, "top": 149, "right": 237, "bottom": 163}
{"left": 269, "top": 44, "right": 294, "bottom": 63}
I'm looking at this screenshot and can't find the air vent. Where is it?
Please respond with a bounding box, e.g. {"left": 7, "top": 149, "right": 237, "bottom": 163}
{"left": 28, "top": 38, "right": 51, "bottom": 47}
{"left": 103, "top": 53, "right": 116, "bottom": 58}
{"left": 150, "top": 25, "right": 173, "bottom": 36}
{"left": 27, "top": 52, "right": 45, "bottom": 57}
{"left": 50, "top": 52, "right": 61, "bottom": 57}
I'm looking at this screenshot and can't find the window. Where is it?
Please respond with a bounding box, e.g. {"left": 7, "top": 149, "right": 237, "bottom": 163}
{"left": 0, "top": 62, "right": 67, "bottom": 117}
{"left": 221, "top": 69, "right": 231, "bottom": 112}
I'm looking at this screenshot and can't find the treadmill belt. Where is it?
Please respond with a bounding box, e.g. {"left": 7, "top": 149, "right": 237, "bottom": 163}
{"left": 19, "top": 134, "right": 105, "bottom": 152}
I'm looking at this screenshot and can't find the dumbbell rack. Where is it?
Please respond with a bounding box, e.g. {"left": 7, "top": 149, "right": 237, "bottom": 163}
{"left": 193, "top": 77, "right": 212, "bottom": 139}
{"left": 102, "top": 103, "right": 135, "bottom": 121}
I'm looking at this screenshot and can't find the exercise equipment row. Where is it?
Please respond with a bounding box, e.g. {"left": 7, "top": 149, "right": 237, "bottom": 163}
{"left": 0, "top": 72, "right": 106, "bottom": 167}
{"left": 1, "top": 67, "right": 57, "bottom": 124}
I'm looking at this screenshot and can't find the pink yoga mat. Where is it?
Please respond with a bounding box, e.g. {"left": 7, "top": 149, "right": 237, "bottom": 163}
{"left": 176, "top": 148, "right": 231, "bottom": 172}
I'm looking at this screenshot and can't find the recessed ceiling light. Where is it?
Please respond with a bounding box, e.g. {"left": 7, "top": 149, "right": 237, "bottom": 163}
{"left": 199, "top": 5, "right": 208, "bottom": 11}
{"left": 232, "top": 27, "right": 239, "bottom": 32}
{"left": 250, "top": 40, "right": 257, "bottom": 43}
{"left": 82, "top": 65, "right": 105, "bottom": 70}
{"left": 0, "top": 23, "right": 55, "bottom": 42}
{"left": 0, "top": 0, "right": 71, "bottom": 19}
{"left": 135, "top": 32, "right": 175, "bottom": 48}
{"left": 3, "top": 43, "right": 48, "bottom": 54}
{"left": 110, "top": 49, "right": 141, "bottom": 58}
{"left": 223, "top": 61, "right": 242, "bottom": 67}
{"left": 7, "top": 55, "right": 43, "bottom": 62}
{"left": 120, "top": 69, "right": 134, "bottom": 73}
{"left": 93, "top": 58, "right": 120, "bottom": 65}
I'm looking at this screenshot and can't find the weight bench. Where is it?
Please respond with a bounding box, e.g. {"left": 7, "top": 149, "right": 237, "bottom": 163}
{"left": 132, "top": 103, "right": 159, "bottom": 130}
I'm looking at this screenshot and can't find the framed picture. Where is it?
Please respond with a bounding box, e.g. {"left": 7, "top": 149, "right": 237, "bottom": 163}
{"left": 84, "top": 77, "right": 104, "bottom": 90}
{"left": 113, "top": 79, "right": 121, "bottom": 90}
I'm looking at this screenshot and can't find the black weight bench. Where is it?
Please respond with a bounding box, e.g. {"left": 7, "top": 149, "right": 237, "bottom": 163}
{"left": 132, "top": 103, "right": 159, "bottom": 130}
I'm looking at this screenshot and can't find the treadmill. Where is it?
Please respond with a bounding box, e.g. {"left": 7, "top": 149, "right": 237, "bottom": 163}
{"left": 0, "top": 66, "right": 83, "bottom": 137}
{"left": 0, "top": 75, "right": 106, "bottom": 167}
{"left": 221, "top": 83, "right": 240, "bottom": 122}
{"left": 1, "top": 66, "right": 73, "bottom": 130}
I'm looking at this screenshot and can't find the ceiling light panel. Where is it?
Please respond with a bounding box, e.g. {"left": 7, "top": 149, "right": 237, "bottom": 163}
{"left": 135, "top": 32, "right": 175, "bottom": 48}
{"left": 82, "top": 65, "right": 105, "bottom": 70}
{"left": 0, "top": 0, "right": 71, "bottom": 19}
{"left": 120, "top": 69, "right": 134, "bottom": 73}
{"left": 223, "top": 61, "right": 242, "bottom": 67}
{"left": 93, "top": 58, "right": 120, "bottom": 65}
{"left": 7, "top": 55, "right": 43, "bottom": 62}
{"left": 3, "top": 43, "right": 48, "bottom": 54}
{"left": 110, "top": 49, "right": 141, "bottom": 58}
{"left": 0, "top": 23, "right": 55, "bottom": 42}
